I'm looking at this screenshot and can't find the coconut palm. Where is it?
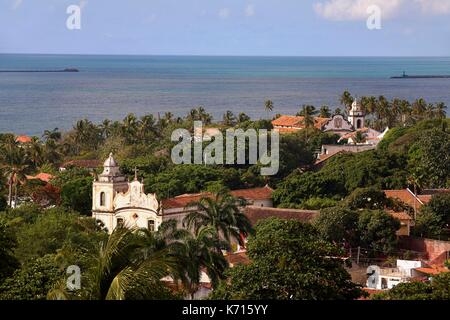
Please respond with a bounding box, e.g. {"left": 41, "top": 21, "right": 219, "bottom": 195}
{"left": 223, "top": 110, "right": 236, "bottom": 126}
{"left": 49, "top": 226, "right": 177, "bottom": 300}
{"left": 340, "top": 91, "right": 354, "bottom": 111}
{"left": 0, "top": 141, "right": 29, "bottom": 207}
{"left": 319, "top": 106, "right": 331, "bottom": 118}
{"left": 237, "top": 112, "right": 250, "bottom": 124}
{"left": 434, "top": 102, "right": 447, "bottom": 119}
{"left": 264, "top": 99, "right": 274, "bottom": 116}
{"left": 182, "top": 190, "right": 253, "bottom": 247}
{"left": 43, "top": 128, "right": 62, "bottom": 142}
{"left": 26, "top": 137, "right": 44, "bottom": 169}
{"left": 170, "top": 226, "right": 228, "bottom": 299}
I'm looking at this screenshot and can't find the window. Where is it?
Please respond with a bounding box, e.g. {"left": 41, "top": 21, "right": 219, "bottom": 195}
{"left": 117, "top": 218, "right": 124, "bottom": 227}
{"left": 148, "top": 220, "right": 155, "bottom": 232}
{"left": 356, "top": 119, "right": 362, "bottom": 129}
{"left": 100, "top": 192, "right": 106, "bottom": 206}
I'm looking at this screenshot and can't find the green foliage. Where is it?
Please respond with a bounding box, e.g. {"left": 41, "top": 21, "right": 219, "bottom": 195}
{"left": 372, "top": 281, "right": 433, "bottom": 300}
{"left": 0, "top": 220, "right": 19, "bottom": 283}
{"left": 427, "top": 193, "right": 450, "bottom": 224}
{"left": 408, "top": 128, "right": 450, "bottom": 188}
{"left": 211, "top": 218, "right": 363, "bottom": 300}
{"left": 3, "top": 206, "right": 106, "bottom": 264}
{"left": 412, "top": 207, "right": 446, "bottom": 239}
{"left": 0, "top": 254, "right": 64, "bottom": 300}
{"left": 60, "top": 176, "right": 94, "bottom": 215}
{"left": 345, "top": 187, "right": 388, "bottom": 210}
{"left": 300, "top": 197, "right": 338, "bottom": 210}
{"left": 313, "top": 206, "right": 359, "bottom": 246}
{"left": 144, "top": 165, "right": 246, "bottom": 199}
{"left": 358, "top": 210, "right": 400, "bottom": 256}
{"left": 0, "top": 195, "right": 6, "bottom": 212}
{"left": 374, "top": 272, "right": 450, "bottom": 300}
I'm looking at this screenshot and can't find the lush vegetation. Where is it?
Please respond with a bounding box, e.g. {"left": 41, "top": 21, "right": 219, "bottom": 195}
{"left": 0, "top": 93, "right": 448, "bottom": 300}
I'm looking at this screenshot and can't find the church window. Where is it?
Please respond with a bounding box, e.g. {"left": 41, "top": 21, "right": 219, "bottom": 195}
{"left": 100, "top": 192, "right": 106, "bottom": 206}
{"left": 117, "top": 218, "right": 124, "bottom": 227}
{"left": 148, "top": 220, "right": 155, "bottom": 232}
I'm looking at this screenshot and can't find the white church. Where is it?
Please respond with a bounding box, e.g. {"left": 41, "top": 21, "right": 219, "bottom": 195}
{"left": 92, "top": 154, "right": 274, "bottom": 233}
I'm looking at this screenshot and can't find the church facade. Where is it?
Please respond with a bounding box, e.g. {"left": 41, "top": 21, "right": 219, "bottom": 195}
{"left": 92, "top": 154, "right": 162, "bottom": 233}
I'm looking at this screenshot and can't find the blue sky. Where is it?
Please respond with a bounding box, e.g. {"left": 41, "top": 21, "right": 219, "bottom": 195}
{"left": 1, "top": 0, "right": 450, "bottom": 56}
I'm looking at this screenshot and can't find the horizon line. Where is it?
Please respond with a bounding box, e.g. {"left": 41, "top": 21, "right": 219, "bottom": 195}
{"left": 1, "top": 52, "right": 450, "bottom": 58}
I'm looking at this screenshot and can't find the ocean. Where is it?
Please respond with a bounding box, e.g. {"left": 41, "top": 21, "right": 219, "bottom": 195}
{"left": 1, "top": 54, "right": 450, "bottom": 136}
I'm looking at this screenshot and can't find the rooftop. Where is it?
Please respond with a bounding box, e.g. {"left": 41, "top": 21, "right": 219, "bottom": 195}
{"left": 272, "top": 115, "right": 330, "bottom": 130}
{"left": 162, "top": 186, "right": 274, "bottom": 209}
{"left": 244, "top": 205, "right": 319, "bottom": 225}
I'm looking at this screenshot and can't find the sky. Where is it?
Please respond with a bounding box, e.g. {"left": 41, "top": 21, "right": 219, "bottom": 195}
{"left": 1, "top": 0, "right": 450, "bottom": 56}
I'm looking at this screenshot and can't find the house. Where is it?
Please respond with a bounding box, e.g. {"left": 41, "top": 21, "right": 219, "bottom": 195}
{"left": 384, "top": 188, "right": 425, "bottom": 210}
{"left": 60, "top": 159, "right": 102, "bottom": 172}
{"left": 271, "top": 115, "right": 330, "bottom": 133}
{"left": 15, "top": 135, "right": 32, "bottom": 144}
{"left": 367, "top": 259, "right": 449, "bottom": 290}
{"left": 92, "top": 154, "right": 274, "bottom": 233}
{"left": 385, "top": 210, "right": 414, "bottom": 236}
{"left": 367, "top": 260, "right": 423, "bottom": 290}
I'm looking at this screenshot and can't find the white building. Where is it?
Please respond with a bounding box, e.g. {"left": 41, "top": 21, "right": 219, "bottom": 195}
{"left": 92, "top": 153, "right": 162, "bottom": 232}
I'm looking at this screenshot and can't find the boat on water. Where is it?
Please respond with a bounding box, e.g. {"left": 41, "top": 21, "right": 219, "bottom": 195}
{"left": 391, "top": 71, "right": 450, "bottom": 79}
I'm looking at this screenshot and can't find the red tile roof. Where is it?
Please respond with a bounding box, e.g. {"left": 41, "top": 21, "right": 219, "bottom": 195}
{"left": 26, "top": 173, "right": 54, "bottom": 183}
{"left": 15, "top": 135, "right": 32, "bottom": 143}
{"left": 225, "top": 252, "right": 250, "bottom": 266}
{"left": 272, "top": 115, "right": 330, "bottom": 131}
{"left": 61, "top": 159, "right": 102, "bottom": 169}
{"left": 314, "top": 150, "right": 346, "bottom": 166}
{"left": 414, "top": 267, "right": 449, "bottom": 276}
{"left": 386, "top": 210, "right": 413, "bottom": 221}
{"left": 384, "top": 189, "right": 424, "bottom": 209}
{"left": 162, "top": 186, "right": 274, "bottom": 209}
{"left": 244, "top": 205, "right": 319, "bottom": 225}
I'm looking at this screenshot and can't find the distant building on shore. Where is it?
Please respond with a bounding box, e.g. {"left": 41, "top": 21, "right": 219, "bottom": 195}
{"left": 272, "top": 100, "right": 386, "bottom": 141}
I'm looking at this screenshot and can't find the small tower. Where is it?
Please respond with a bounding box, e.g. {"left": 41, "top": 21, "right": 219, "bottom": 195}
{"left": 92, "top": 153, "right": 129, "bottom": 230}
{"left": 348, "top": 100, "right": 365, "bottom": 130}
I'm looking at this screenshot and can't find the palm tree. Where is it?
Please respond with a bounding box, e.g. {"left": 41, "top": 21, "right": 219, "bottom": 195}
{"left": 340, "top": 91, "right": 354, "bottom": 111}
{"left": 49, "top": 226, "right": 177, "bottom": 300}
{"left": 434, "top": 102, "right": 447, "bottom": 119}
{"left": 319, "top": 106, "right": 331, "bottom": 118}
{"left": 100, "top": 119, "right": 112, "bottom": 139}
{"left": 171, "top": 226, "right": 228, "bottom": 299}
{"left": 298, "top": 105, "right": 317, "bottom": 140}
{"left": 264, "top": 99, "right": 274, "bottom": 116}
{"left": 0, "top": 141, "right": 29, "bottom": 207}
{"left": 182, "top": 190, "right": 253, "bottom": 248}
{"left": 353, "top": 130, "right": 367, "bottom": 144}
{"left": 26, "top": 137, "right": 44, "bottom": 169}
{"left": 139, "top": 114, "right": 157, "bottom": 140}
{"left": 43, "top": 128, "right": 61, "bottom": 142}
{"left": 122, "top": 114, "right": 140, "bottom": 143}
{"left": 237, "top": 113, "right": 250, "bottom": 124}
{"left": 223, "top": 111, "right": 236, "bottom": 126}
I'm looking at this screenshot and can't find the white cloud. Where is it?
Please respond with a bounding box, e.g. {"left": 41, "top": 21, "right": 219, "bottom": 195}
{"left": 12, "top": 0, "right": 23, "bottom": 10}
{"left": 313, "top": 0, "right": 404, "bottom": 21}
{"left": 245, "top": 4, "right": 255, "bottom": 17}
{"left": 219, "top": 8, "right": 230, "bottom": 19}
{"left": 415, "top": 0, "right": 450, "bottom": 14}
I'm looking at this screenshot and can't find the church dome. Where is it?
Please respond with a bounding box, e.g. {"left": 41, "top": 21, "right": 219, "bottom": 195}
{"left": 104, "top": 153, "right": 118, "bottom": 168}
